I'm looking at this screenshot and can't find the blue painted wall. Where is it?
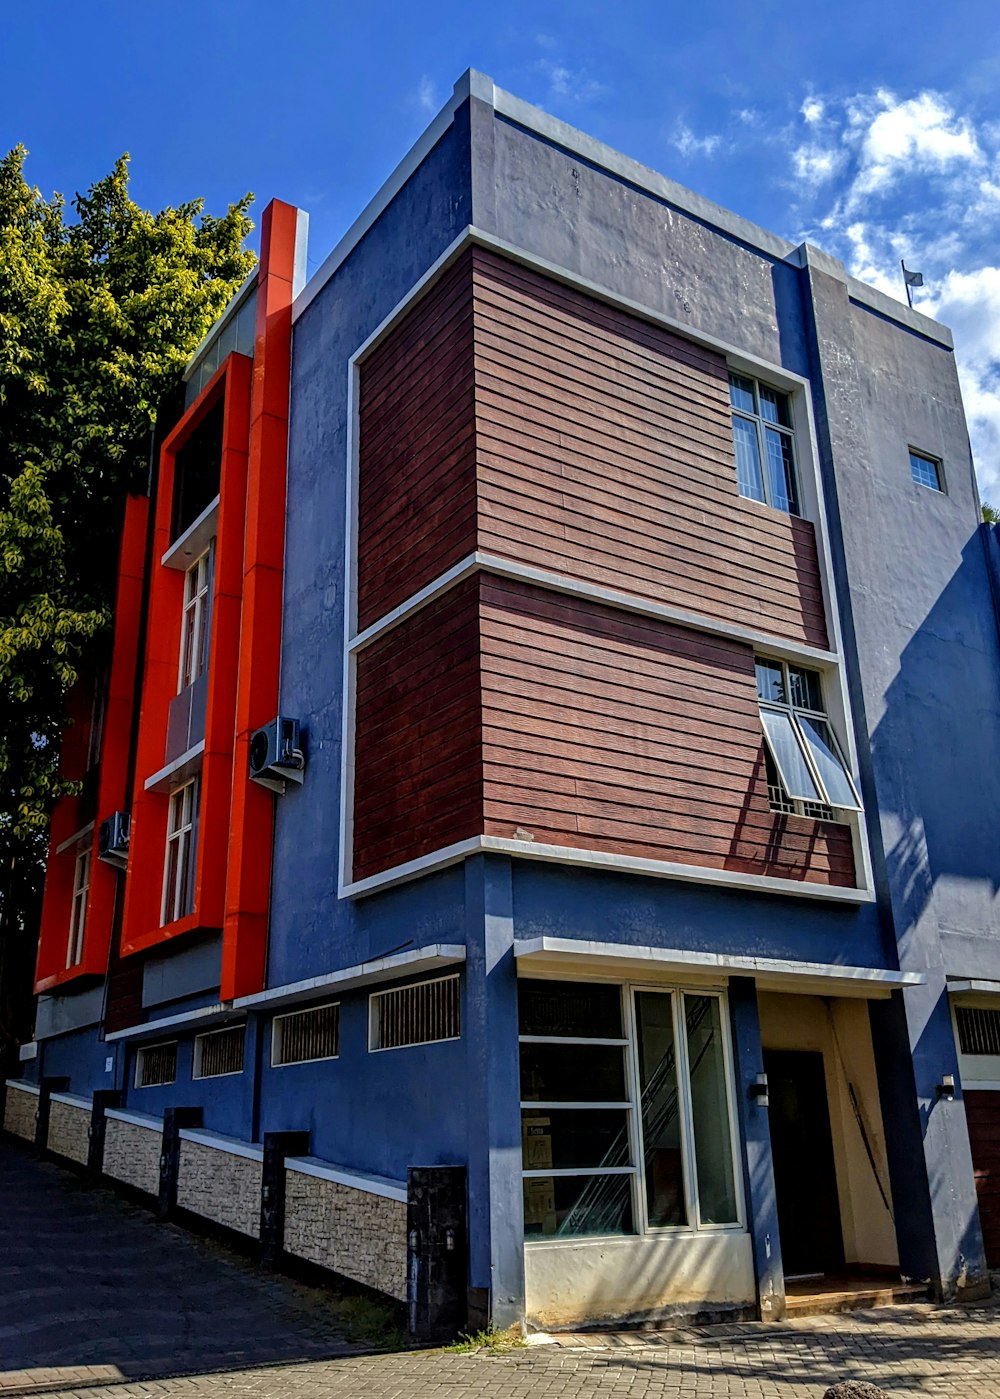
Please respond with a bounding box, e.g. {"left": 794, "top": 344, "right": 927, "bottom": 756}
{"left": 40, "top": 1026, "right": 113, "bottom": 1095}
{"left": 120, "top": 1021, "right": 258, "bottom": 1140}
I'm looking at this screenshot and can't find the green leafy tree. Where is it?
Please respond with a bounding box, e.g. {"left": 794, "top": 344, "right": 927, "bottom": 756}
{"left": 982, "top": 501, "right": 1000, "bottom": 524}
{"left": 0, "top": 146, "right": 254, "bottom": 1065}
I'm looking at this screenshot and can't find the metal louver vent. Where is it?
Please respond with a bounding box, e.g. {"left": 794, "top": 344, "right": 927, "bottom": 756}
{"left": 956, "top": 1005, "right": 1000, "bottom": 1057}
{"left": 370, "top": 975, "right": 460, "bottom": 1051}
{"left": 273, "top": 1002, "right": 340, "bottom": 1065}
{"left": 194, "top": 1024, "right": 246, "bottom": 1079}
{"left": 137, "top": 1041, "right": 177, "bottom": 1088}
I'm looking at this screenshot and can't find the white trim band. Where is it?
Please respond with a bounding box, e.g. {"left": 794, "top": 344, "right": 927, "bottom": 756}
{"left": 144, "top": 740, "right": 205, "bottom": 793}
{"left": 285, "top": 1155, "right": 407, "bottom": 1202}
{"left": 49, "top": 1092, "right": 92, "bottom": 1111}
{"left": 178, "top": 1127, "right": 264, "bottom": 1162}
{"left": 105, "top": 1003, "right": 243, "bottom": 1043}
{"left": 105, "top": 1108, "right": 161, "bottom": 1131}
{"left": 5, "top": 1079, "right": 40, "bottom": 1097}
{"left": 234, "top": 944, "right": 467, "bottom": 1012}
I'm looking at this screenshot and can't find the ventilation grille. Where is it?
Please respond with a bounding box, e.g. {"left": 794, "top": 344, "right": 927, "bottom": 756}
{"left": 194, "top": 1024, "right": 246, "bottom": 1079}
{"left": 273, "top": 1003, "right": 339, "bottom": 1065}
{"left": 137, "top": 1041, "right": 177, "bottom": 1088}
{"left": 956, "top": 1006, "right": 1000, "bottom": 1057}
{"left": 371, "top": 975, "right": 460, "bottom": 1050}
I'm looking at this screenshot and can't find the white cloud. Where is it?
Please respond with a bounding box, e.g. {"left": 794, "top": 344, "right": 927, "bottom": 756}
{"left": 792, "top": 144, "right": 843, "bottom": 188}
{"left": 535, "top": 58, "right": 609, "bottom": 105}
{"left": 671, "top": 122, "right": 722, "bottom": 160}
{"left": 849, "top": 89, "right": 981, "bottom": 200}
{"left": 415, "top": 75, "right": 438, "bottom": 114}
{"left": 736, "top": 107, "right": 761, "bottom": 127}
{"left": 801, "top": 97, "right": 825, "bottom": 126}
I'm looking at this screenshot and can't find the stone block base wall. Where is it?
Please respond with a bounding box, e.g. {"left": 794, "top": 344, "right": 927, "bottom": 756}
{"left": 104, "top": 1115, "right": 162, "bottom": 1195}
{"left": 47, "top": 1097, "right": 91, "bottom": 1165}
{"left": 3, "top": 1083, "right": 39, "bottom": 1141}
{"left": 284, "top": 1167, "right": 407, "bottom": 1301}
{"left": 176, "top": 1138, "right": 262, "bottom": 1238}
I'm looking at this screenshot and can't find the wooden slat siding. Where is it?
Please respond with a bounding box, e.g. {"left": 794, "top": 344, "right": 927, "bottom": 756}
{"left": 480, "top": 575, "right": 854, "bottom": 886}
{"left": 965, "top": 1091, "right": 1000, "bottom": 1267}
{"left": 353, "top": 575, "right": 483, "bottom": 882}
{"left": 470, "top": 248, "right": 829, "bottom": 650}
{"left": 356, "top": 254, "right": 478, "bottom": 630}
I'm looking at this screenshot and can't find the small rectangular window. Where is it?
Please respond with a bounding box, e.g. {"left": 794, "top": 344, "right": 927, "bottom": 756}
{"left": 370, "top": 975, "right": 460, "bottom": 1050}
{"left": 162, "top": 777, "right": 199, "bottom": 926}
{"left": 956, "top": 1005, "right": 1000, "bottom": 1056}
{"left": 272, "top": 1002, "right": 340, "bottom": 1065}
{"left": 179, "top": 549, "right": 212, "bottom": 691}
{"left": 67, "top": 848, "right": 91, "bottom": 969}
{"left": 136, "top": 1041, "right": 178, "bottom": 1088}
{"left": 910, "top": 451, "right": 943, "bottom": 492}
{"left": 193, "top": 1024, "right": 245, "bottom": 1079}
{"left": 729, "top": 373, "right": 799, "bottom": 515}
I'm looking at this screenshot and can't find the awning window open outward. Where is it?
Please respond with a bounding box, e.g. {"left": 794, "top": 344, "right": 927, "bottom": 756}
{"left": 760, "top": 706, "right": 862, "bottom": 812}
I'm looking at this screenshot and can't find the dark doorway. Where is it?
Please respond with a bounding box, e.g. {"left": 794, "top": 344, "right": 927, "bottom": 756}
{"left": 764, "top": 1049, "right": 844, "bottom": 1277}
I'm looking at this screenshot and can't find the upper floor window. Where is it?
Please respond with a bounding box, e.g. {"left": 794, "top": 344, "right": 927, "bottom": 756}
{"left": 909, "top": 450, "right": 943, "bottom": 493}
{"left": 67, "top": 848, "right": 90, "bottom": 969}
{"left": 162, "top": 777, "right": 199, "bottom": 925}
{"left": 179, "top": 550, "right": 211, "bottom": 691}
{"left": 729, "top": 373, "right": 799, "bottom": 516}
{"left": 755, "top": 657, "right": 861, "bottom": 819}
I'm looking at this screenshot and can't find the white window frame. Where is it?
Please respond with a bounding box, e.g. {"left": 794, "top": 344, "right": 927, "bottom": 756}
{"left": 178, "top": 548, "right": 212, "bottom": 692}
{"left": 368, "top": 973, "right": 461, "bottom": 1052}
{"left": 519, "top": 978, "right": 745, "bottom": 1243}
{"left": 193, "top": 1024, "right": 246, "bottom": 1080}
{"left": 729, "top": 371, "right": 800, "bottom": 516}
{"left": 66, "top": 846, "right": 91, "bottom": 969}
{"left": 134, "top": 1040, "right": 178, "bottom": 1089}
{"left": 909, "top": 448, "right": 945, "bottom": 494}
{"left": 271, "top": 1001, "right": 341, "bottom": 1067}
{"left": 756, "top": 657, "right": 862, "bottom": 817}
{"left": 161, "top": 777, "right": 199, "bottom": 926}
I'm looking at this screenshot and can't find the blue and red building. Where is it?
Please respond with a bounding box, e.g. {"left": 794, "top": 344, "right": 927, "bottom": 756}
{"left": 7, "top": 71, "right": 1000, "bottom": 1332}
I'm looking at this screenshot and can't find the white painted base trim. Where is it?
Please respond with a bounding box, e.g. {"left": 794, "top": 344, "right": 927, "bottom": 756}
{"left": 50, "top": 1092, "right": 92, "bottom": 1111}
{"left": 285, "top": 1155, "right": 407, "bottom": 1202}
{"left": 341, "top": 834, "right": 874, "bottom": 905}
{"left": 515, "top": 936, "right": 924, "bottom": 999}
{"left": 233, "top": 943, "right": 466, "bottom": 1013}
{"left": 178, "top": 1127, "right": 264, "bottom": 1162}
{"left": 105, "top": 1003, "right": 242, "bottom": 1043}
{"left": 5, "top": 1079, "right": 40, "bottom": 1097}
{"left": 105, "top": 1107, "right": 160, "bottom": 1131}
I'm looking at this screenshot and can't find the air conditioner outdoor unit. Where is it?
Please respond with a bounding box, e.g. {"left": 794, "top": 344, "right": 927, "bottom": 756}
{"left": 98, "top": 810, "right": 131, "bottom": 867}
{"left": 249, "top": 717, "right": 306, "bottom": 793}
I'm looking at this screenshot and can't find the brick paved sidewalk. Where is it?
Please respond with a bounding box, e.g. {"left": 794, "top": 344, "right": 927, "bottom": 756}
{"left": 6, "top": 1138, "right": 1000, "bottom": 1399}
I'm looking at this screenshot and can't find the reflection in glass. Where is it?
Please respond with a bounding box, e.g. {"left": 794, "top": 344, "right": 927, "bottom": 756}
{"left": 732, "top": 415, "right": 765, "bottom": 502}
{"left": 518, "top": 980, "right": 622, "bottom": 1039}
{"left": 761, "top": 708, "right": 823, "bottom": 802}
{"left": 758, "top": 385, "right": 792, "bottom": 428}
{"left": 787, "top": 666, "right": 822, "bottom": 712}
{"left": 519, "top": 1042, "right": 627, "bottom": 1103}
{"left": 523, "top": 1172, "right": 634, "bottom": 1238}
{"left": 521, "top": 1108, "right": 631, "bottom": 1171}
{"left": 799, "top": 715, "right": 859, "bottom": 809}
{"left": 755, "top": 659, "right": 785, "bottom": 705}
{"left": 764, "top": 427, "right": 798, "bottom": 515}
{"left": 684, "top": 996, "right": 738, "bottom": 1224}
{"left": 634, "top": 991, "right": 688, "bottom": 1227}
{"left": 728, "top": 373, "right": 756, "bottom": 414}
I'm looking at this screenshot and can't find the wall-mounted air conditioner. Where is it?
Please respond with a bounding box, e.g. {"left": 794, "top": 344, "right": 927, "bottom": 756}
{"left": 249, "top": 717, "right": 306, "bottom": 793}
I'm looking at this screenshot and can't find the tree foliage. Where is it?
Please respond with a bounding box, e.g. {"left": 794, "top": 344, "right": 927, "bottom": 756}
{"left": 0, "top": 145, "right": 254, "bottom": 1054}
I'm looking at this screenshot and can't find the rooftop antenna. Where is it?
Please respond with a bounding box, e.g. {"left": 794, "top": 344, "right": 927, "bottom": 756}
{"left": 901, "top": 259, "right": 924, "bottom": 309}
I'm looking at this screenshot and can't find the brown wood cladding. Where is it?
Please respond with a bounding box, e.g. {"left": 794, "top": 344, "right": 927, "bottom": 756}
{"left": 353, "top": 575, "right": 483, "bottom": 882}
{"left": 352, "top": 573, "right": 854, "bottom": 887}
{"left": 470, "top": 248, "right": 829, "bottom": 650}
{"left": 479, "top": 576, "right": 853, "bottom": 886}
{"left": 357, "top": 256, "right": 478, "bottom": 631}
{"left": 965, "top": 1091, "right": 1000, "bottom": 1267}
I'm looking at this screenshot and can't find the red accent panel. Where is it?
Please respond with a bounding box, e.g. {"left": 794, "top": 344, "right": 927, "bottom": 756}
{"left": 221, "top": 200, "right": 299, "bottom": 1000}
{"left": 35, "top": 493, "right": 149, "bottom": 992}
{"left": 120, "top": 353, "right": 252, "bottom": 957}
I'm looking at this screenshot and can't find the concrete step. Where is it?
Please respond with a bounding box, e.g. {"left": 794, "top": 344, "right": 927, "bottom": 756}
{"left": 783, "top": 1281, "right": 929, "bottom": 1318}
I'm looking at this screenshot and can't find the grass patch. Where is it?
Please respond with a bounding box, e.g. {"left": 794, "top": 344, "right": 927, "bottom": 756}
{"left": 326, "top": 1294, "right": 411, "bottom": 1351}
{"left": 446, "top": 1324, "right": 526, "bottom": 1354}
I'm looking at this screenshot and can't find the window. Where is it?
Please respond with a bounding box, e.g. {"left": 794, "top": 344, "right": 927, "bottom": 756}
{"left": 178, "top": 549, "right": 211, "bottom": 691}
{"left": 369, "top": 975, "right": 461, "bottom": 1050}
{"left": 518, "top": 979, "right": 741, "bottom": 1240}
{"left": 272, "top": 1002, "right": 340, "bottom": 1065}
{"left": 161, "top": 778, "right": 199, "bottom": 926}
{"left": 136, "top": 1041, "right": 178, "bottom": 1088}
{"left": 66, "top": 848, "right": 91, "bottom": 969}
{"left": 194, "top": 1024, "right": 246, "bottom": 1079}
{"left": 910, "top": 450, "right": 943, "bottom": 493}
{"left": 729, "top": 373, "right": 799, "bottom": 515}
{"left": 756, "top": 658, "right": 861, "bottom": 819}
{"left": 956, "top": 1006, "right": 1000, "bottom": 1056}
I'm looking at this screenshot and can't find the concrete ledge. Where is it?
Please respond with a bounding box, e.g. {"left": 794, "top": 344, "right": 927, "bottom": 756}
{"left": 6, "top": 1079, "right": 40, "bottom": 1096}
{"left": 50, "top": 1091, "right": 92, "bottom": 1110}
{"left": 285, "top": 1155, "right": 407, "bottom": 1203}
{"left": 104, "top": 1108, "right": 161, "bottom": 1131}
{"left": 177, "top": 1127, "right": 264, "bottom": 1162}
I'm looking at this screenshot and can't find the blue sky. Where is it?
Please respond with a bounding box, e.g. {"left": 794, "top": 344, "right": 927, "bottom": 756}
{"left": 5, "top": 0, "right": 1000, "bottom": 491}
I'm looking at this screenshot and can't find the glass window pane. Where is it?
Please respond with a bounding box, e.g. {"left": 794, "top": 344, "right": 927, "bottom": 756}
{"left": 758, "top": 386, "right": 792, "bottom": 429}
{"left": 732, "top": 416, "right": 765, "bottom": 503}
{"left": 518, "top": 980, "right": 623, "bottom": 1038}
{"left": 755, "top": 659, "right": 785, "bottom": 705}
{"left": 523, "top": 1172, "right": 634, "bottom": 1238}
{"left": 798, "top": 716, "right": 861, "bottom": 809}
{"left": 764, "top": 427, "right": 798, "bottom": 514}
{"left": 519, "top": 1043, "right": 627, "bottom": 1102}
{"left": 787, "top": 666, "right": 823, "bottom": 713}
{"left": 522, "top": 1108, "right": 631, "bottom": 1170}
{"left": 635, "top": 991, "right": 688, "bottom": 1227}
{"left": 910, "top": 452, "right": 942, "bottom": 491}
{"left": 728, "top": 373, "right": 755, "bottom": 414}
{"left": 760, "top": 708, "right": 823, "bottom": 802}
{"left": 684, "top": 996, "right": 738, "bottom": 1225}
